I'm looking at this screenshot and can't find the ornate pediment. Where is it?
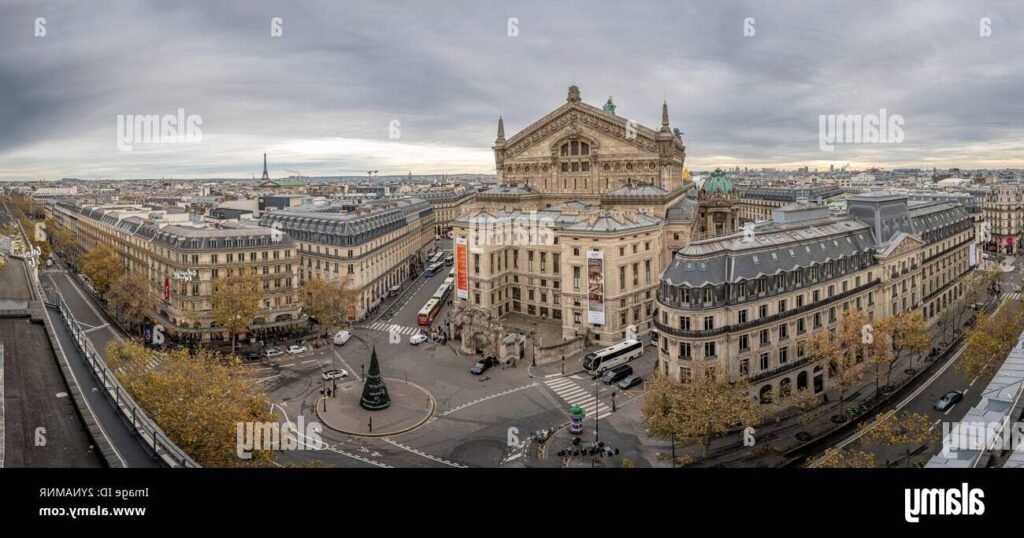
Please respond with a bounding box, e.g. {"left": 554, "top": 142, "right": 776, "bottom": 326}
{"left": 504, "top": 103, "right": 659, "bottom": 158}
{"left": 876, "top": 232, "right": 925, "bottom": 259}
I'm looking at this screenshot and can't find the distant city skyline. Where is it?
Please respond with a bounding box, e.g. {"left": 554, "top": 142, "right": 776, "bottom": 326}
{"left": 3, "top": 0, "right": 1024, "bottom": 180}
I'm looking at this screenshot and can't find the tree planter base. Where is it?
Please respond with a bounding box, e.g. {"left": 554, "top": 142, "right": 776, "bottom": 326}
{"left": 831, "top": 415, "right": 848, "bottom": 424}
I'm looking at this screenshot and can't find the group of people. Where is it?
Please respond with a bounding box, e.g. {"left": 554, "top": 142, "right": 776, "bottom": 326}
{"left": 423, "top": 326, "right": 449, "bottom": 344}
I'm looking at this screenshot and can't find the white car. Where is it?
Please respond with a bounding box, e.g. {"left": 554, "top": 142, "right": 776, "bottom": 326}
{"left": 287, "top": 345, "right": 308, "bottom": 354}
{"left": 321, "top": 369, "right": 349, "bottom": 381}
{"left": 409, "top": 333, "right": 429, "bottom": 345}
{"left": 333, "top": 330, "right": 352, "bottom": 346}
{"left": 264, "top": 348, "right": 284, "bottom": 358}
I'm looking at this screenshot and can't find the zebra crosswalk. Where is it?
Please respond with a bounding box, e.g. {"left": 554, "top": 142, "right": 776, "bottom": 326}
{"left": 41, "top": 268, "right": 69, "bottom": 274}
{"left": 363, "top": 321, "right": 422, "bottom": 336}
{"left": 1004, "top": 292, "right": 1021, "bottom": 301}
{"left": 544, "top": 377, "right": 611, "bottom": 420}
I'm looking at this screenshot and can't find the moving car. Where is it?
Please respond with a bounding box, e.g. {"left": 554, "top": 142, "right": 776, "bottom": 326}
{"left": 471, "top": 356, "right": 497, "bottom": 375}
{"left": 410, "top": 333, "right": 429, "bottom": 345}
{"left": 333, "top": 330, "right": 352, "bottom": 345}
{"left": 601, "top": 364, "right": 633, "bottom": 384}
{"left": 934, "top": 390, "right": 964, "bottom": 412}
{"left": 321, "top": 369, "right": 349, "bottom": 381}
{"left": 287, "top": 344, "right": 308, "bottom": 354}
{"left": 617, "top": 374, "right": 643, "bottom": 390}
{"left": 264, "top": 348, "right": 284, "bottom": 358}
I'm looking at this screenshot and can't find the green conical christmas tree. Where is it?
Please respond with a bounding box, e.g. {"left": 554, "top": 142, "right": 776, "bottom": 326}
{"left": 360, "top": 346, "right": 391, "bottom": 411}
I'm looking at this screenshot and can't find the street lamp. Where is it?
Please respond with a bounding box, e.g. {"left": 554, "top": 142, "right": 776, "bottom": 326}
{"left": 594, "top": 380, "right": 600, "bottom": 444}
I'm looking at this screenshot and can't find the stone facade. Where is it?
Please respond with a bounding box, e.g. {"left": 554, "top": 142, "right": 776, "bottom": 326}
{"left": 452, "top": 86, "right": 693, "bottom": 360}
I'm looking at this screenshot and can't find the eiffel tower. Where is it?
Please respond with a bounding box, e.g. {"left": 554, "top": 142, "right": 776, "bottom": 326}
{"left": 261, "top": 153, "right": 270, "bottom": 181}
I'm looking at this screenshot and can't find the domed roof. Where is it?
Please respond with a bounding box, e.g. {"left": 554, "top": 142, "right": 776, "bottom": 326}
{"left": 701, "top": 168, "right": 733, "bottom": 195}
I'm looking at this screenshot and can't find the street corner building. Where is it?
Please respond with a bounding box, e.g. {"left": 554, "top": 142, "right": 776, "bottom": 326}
{"left": 258, "top": 197, "right": 436, "bottom": 319}
{"left": 656, "top": 191, "right": 975, "bottom": 402}
{"left": 49, "top": 201, "right": 303, "bottom": 343}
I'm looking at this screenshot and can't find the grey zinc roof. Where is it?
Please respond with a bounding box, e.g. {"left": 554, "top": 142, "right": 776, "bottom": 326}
{"left": 662, "top": 218, "right": 875, "bottom": 287}
{"left": 666, "top": 197, "right": 697, "bottom": 222}
{"left": 560, "top": 211, "right": 662, "bottom": 233}
{"left": 604, "top": 183, "right": 669, "bottom": 197}
{"left": 55, "top": 200, "right": 292, "bottom": 250}
{"left": 480, "top": 185, "right": 537, "bottom": 196}
{"left": 909, "top": 201, "right": 969, "bottom": 236}
{"left": 259, "top": 198, "right": 432, "bottom": 246}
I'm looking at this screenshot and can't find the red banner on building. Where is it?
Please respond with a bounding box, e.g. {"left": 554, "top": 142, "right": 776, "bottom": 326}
{"left": 455, "top": 237, "right": 468, "bottom": 300}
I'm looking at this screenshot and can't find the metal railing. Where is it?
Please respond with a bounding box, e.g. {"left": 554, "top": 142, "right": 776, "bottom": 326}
{"left": 50, "top": 288, "right": 200, "bottom": 468}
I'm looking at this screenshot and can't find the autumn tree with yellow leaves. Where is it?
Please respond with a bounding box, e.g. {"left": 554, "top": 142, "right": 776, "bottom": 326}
{"left": 106, "top": 271, "right": 155, "bottom": 339}
{"left": 858, "top": 410, "right": 936, "bottom": 468}
{"left": 814, "top": 447, "right": 877, "bottom": 469}
{"left": 80, "top": 243, "right": 123, "bottom": 296}
{"left": 299, "top": 275, "right": 357, "bottom": 343}
{"left": 958, "top": 302, "right": 1024, "bottom": 381}
{"left": 806, "top": 309, "right": 874, "bottom": 421}
{"left": 641, "top": 372, "right": 761, "bottom": 461}
{"left": 106, "top": 340, "right": 276, "bottom": 467}
{"left": 211, "top": 272, "right": 262, "bottom": 354}
{"left": 876, "top": 311, "right": 930, "bottom": 382}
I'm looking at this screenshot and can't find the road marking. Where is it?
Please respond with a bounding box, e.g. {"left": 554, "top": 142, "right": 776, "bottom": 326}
{"left": 58, "top": 273, "right": 114, "bottom": 331}
{"left": 969, "top": 376, "right": 979, "bottom": 387}
{"left": 380, "top": 437, "right": 467, "bottom": 468}
{"left": 301, "top": 359, "right": 317, "bottom": 364}
{"left": 929, "top": 418, "right": 942, "bottom": 432}
{"left": 258, "top": 375, "right": 282, "bottom": 382}
{"left": 440, "top": 383, "right": 540, "bottom": 417}
{"left": 269, "top": 403, "right": 390, "bottom": 468}
{"left": 365, "top": 322, "right": 421, "bottom": 336}
{"left": 544, "top": 378, "right": 611, "bottom": 420}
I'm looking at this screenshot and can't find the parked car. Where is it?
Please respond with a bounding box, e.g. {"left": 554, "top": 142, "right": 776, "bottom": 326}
{"left": 965, "top": 315, "right": 978, "bottom": 327}
{"left": 601, "top": 364, "right": 633, "bottom": 385}
{"left": 410, "top": 333, "right": 429, "bottom": 345}
{"left": 617, "top": 374, "right": 643, "bottom": 390}
{"left": 333, "top": 330, "right": 352, "bottom": 345}
{"left": 245, "top": 352, "right": 261, "bottom": 362}
{"left": 650, "top": 328, "right": 660, "bottom": 345}
{"left": 934, "top": 390, "right": 964, "bottom": 412}
{"left": 287, "top": 345, "right": 308, "bottom": 354}
{"left": 471, "top": 356, "right": 498, "bottom": 375}
{"left": 264, "top": 348, "right": 284, "bottom": 358}
{"left": 321, "top": 369, "right": 349, "bottom": 381}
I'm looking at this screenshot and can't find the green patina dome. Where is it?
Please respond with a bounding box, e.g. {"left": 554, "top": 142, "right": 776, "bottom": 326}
{"left": 702, "top": 168, "right": 733, "bottom": 195}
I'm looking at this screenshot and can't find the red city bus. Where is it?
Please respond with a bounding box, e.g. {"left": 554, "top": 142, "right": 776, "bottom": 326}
{"left": 417, "top": 298, "right": 442, "bottom": 326}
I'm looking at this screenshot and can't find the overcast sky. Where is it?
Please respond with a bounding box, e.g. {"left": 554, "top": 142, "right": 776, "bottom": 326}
{"left": 1, "top": 0, "right": 1022, "bottom": 180}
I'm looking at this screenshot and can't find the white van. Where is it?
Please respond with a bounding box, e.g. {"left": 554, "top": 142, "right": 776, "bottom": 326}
{"left": 333, "top": 330, "right": 352, "bottom": 346}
